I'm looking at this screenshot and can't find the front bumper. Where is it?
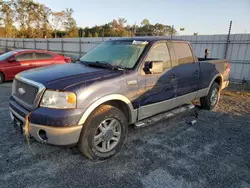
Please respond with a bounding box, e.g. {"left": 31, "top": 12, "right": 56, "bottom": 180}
{"left": 9, "top": 107, "right": 83, "bottom": 146}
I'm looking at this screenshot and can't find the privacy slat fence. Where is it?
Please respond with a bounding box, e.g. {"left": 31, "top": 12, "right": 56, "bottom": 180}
{"left": 1, "top": 34, "right": 250, "bottom": 82}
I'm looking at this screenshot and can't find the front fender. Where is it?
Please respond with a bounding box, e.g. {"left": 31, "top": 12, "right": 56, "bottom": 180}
{"left": 78, "top": 94, "right": 137, "bottom": 125}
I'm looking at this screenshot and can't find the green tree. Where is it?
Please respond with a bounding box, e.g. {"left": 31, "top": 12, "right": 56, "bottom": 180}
{"left": 93, "top": 32, "right": 98, "bottom": 37}
{"left": 12, "top": 0, "right": 52, "bottom": 38}
{"left": 0, "top": 0, "right": 16, "bottom": 37}
{"left": 63, "top": 8, "right": 78, "bottom": 37}
{"left": 87, "top": 32, "right": 92, "bottom": 37}
{"left": 141, "top": 19, "right": 150, "bottom": 26}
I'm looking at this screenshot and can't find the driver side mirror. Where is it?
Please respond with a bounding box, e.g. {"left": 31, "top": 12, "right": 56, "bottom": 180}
{"left": 143, "top": 61, "right": 163, "bottom": 74}
{"left": 8, "top": 56, "right": 16, "bottom": 63}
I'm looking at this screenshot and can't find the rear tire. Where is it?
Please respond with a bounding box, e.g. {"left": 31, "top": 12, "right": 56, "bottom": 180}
{"left": 200, "top": 82, "right": 220, "bottom": 110}
{"left": 0, "top": 73, "right": 4, "bottom": 84}
{"left": 78, "top": 105, "right": 128, "bottom": 160}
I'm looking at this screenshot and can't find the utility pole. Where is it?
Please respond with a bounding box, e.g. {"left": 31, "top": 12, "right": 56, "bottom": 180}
{"left": 102, "top": 28, "right": 104, "bottom": 41}
{"left": 224, "top": 20, "right": 232, "bottom": 59}
{"left": 171, "top": 25, "right": 174, "bottom": 39}
{"left": 134, "top": 22, "right": 137, "bottom": 36}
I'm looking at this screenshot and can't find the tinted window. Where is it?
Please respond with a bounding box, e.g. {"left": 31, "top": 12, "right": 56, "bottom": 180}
{"left": 36, "top": 53, "right": 53, "bottom": 60}
{"left": 173, "top": 42, "right": 194, "bottom": 64}
{"left": 146, "top": 43, "right": 171, "bottom": 69}
{"left": 16, "top": 53, "right": 33, "bottom": 61}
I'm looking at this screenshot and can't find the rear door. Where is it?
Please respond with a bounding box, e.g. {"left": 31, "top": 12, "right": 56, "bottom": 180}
{"left": 138, "top": 42, "right": 177, "bottom": 120}
{"left": 170, "top": 42, "right": 199, "bottom": 106}
{"left": 6, "top": 52, "right": 34, "bottom": 78}
{"left": 33, "top": 52, "right": 55, "bottom": 68}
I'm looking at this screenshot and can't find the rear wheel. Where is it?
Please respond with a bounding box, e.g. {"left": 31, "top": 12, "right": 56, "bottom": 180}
{"left": 78, "top": 105, "right": 128, "bottom": 160}
{"left": 200, "top": 82, "right": 220, "bottom": 110}
{"left": 0, "top": 73, "right": 4, "bottom": 84}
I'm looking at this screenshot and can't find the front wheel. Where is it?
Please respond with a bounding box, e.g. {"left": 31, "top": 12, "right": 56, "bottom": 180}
{"left": 0, "top": 73, "right": 4, "bottom": 84}
{"left": 78, "top": 105, "right": 128, "bottom": 160}
{"left": 200, "top": 82, "right": 220, "bottom": 110}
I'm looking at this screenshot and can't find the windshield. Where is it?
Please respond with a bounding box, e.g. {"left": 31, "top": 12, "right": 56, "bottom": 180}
{"left": 80, "top": 41, "right": 147, "bottom": 69}
{"left": 0, "top": 51, "right": 15, "bottom": 61}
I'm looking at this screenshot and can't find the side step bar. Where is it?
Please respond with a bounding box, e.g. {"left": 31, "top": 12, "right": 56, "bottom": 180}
{"left": 134, "top": 104, "right": 195, "bottom": 128}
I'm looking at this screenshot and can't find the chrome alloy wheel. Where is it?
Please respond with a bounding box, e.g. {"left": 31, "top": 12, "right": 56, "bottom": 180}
{"left": 210, "top": 87, "right": 219, "bottom": 106}
{"left": 93, "top": 118, "right": 122, "bottom": 153}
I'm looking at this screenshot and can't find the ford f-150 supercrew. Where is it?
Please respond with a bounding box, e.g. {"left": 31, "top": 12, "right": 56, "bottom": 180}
{"left": 9, "top": 38, "right": 230, "bottom": 160}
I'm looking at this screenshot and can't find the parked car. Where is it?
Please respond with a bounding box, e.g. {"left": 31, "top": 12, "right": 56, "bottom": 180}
{"left": 0, "top": 49, "right": 71, "bottom": 83}
{"left": 9, "top": 38, "right": 230, "bottom": 160}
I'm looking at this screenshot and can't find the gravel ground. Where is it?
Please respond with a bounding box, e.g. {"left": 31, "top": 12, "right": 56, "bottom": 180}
{"left": 0, "top": 82, "right": 250, "bottom": 188}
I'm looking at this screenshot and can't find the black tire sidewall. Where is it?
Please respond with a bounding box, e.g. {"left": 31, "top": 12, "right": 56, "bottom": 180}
{"left": 0, "top": 73, "right": 4, "bottom": 84}
{"left": 79, "top": 105, "right": 128, "bottom": 160}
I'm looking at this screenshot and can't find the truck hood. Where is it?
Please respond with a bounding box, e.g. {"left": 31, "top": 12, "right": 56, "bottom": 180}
{"left": 18, "top": 63, "right": 123, "bottom": 90}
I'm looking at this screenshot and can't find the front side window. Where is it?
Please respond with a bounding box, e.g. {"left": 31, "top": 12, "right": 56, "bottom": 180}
{"left": 35, "top": 53, "right": 53, "bottom": 60}
{"left": 145, "top": 43, "right": 171, "bottom": 69}
{"left": 16, "top": 53, "right": 33, "bottom": 61}
{"left": 173, "top": 42, "right": 194, "bottom": 64}
{"left": 80, "top": 41, "right": 147, "bottom": 69}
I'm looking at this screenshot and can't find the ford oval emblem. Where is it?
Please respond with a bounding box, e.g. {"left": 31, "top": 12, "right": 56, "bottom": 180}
{"left": 18, "top": 88, "right": 26, "bottom": 95}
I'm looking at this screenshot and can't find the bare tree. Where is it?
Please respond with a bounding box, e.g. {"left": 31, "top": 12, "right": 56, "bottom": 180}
{"left": 51, "top": 11, "right": 65, "bottom": 38}
{"left": 63, "top": 8, "right": 78, "bottom": 37}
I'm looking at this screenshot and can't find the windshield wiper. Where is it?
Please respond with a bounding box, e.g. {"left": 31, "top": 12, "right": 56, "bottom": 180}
{"left": 83, "top": 61, "right": 124, "bottom": 70}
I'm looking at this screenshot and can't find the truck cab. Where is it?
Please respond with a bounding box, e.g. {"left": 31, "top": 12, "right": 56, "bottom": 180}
{"left": 9, "top": 38, "right": 230, "bottom": 160}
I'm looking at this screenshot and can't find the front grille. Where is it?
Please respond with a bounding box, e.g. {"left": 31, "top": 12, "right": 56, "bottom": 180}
{"left": 13, "top": 79, "right": 39, "bottom": 107}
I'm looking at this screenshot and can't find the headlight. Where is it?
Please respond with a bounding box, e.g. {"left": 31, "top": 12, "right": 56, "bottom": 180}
{"left": 40, "top": 90, "right": 76, "bottom": 109}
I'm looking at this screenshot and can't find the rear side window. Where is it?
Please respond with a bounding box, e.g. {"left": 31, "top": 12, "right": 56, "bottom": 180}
{"left": 35, "top": 53, "right": 53, "bottom": 60}
{"left": 16, "top": 53, "right": 33, "bottom": 61}
{"left": 173, "top": 42, "right": 194, "bottom": 64}
{"left": 146, "top": 43, "right": 171, "bottom": 69}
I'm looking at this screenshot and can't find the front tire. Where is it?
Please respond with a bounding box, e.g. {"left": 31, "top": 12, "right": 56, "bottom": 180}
{"left": 200, "top": 82, "right": 220, "bottom": 110}
{"left": 0, "top": 73, "right": 4, "bottom": 84}
{"left": 78, "top": 105, "right": 128, "bottom": 160}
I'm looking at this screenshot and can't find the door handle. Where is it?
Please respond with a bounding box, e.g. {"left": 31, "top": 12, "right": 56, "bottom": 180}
{"left": 194, "top": 70, "right": 199, "bottom": 74}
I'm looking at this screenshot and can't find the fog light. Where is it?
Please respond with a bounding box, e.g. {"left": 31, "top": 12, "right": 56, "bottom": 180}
{"left": 38, "top": 129, "right": 48, "bottom": 141}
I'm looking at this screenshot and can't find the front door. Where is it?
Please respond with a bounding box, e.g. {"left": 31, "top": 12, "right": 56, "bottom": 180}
{"left": 1, "top": 59, "right": 21, "bottom": 80}
{"left": 5, "top": 52, "right": 34, "bottom": 79}
{"left": 138, "top": 42, "right": 177, "bottom": 120}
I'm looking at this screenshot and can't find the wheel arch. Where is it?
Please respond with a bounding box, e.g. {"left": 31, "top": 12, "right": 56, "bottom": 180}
{"left": 78, "top": 94, "right": 137, "bottom": 126}
{"left": 209, "top": 74, "right": 223, "bottom": 90}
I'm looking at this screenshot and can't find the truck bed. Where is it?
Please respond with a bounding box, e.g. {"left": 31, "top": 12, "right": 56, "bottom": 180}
{"left": 198, "top": 57, "right": 231, "bottom": 89}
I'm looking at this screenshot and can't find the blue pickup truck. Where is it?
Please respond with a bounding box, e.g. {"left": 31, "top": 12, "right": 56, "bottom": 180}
{"left": 9, "top": 38, "right": 230, "bottom": 159}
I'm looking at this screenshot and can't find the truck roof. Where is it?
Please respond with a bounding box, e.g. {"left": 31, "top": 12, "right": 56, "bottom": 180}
{"left": 111, "top": 37, "right": 188, "bottom": 42}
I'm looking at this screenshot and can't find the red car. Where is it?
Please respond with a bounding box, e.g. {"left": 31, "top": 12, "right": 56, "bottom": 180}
{"left": 0, "top": 49, "right": 71, "bottom": 83}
